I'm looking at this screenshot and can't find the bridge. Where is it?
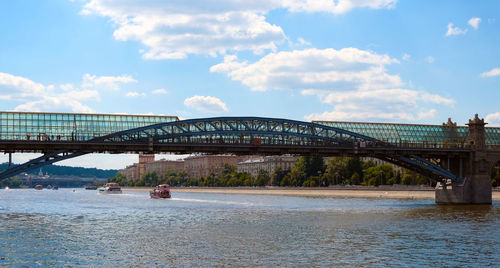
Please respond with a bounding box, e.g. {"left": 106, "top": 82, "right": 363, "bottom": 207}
{"left": 1, "top": 111, "right": 499, "bottom": 204}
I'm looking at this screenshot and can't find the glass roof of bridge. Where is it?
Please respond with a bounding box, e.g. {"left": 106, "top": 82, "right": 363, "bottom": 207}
{"left": 0, "top": 111, "right": 178, "bottom": 141}
{"left": 314, "top": 121, "right": 500, "bottom": 146}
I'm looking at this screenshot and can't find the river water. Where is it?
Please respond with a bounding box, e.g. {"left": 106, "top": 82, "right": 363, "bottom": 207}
{"left": 1, "top": 189, "right": 499, "bottom": 267}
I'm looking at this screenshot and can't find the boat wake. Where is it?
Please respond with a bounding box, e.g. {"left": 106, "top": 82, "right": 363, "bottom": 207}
{"left": 172, "top": 197, "right": 254, "bottom": 207}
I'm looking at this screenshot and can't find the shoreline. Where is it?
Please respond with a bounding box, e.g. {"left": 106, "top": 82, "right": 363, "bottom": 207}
{"left": 122, "top": 186, "right": 500, "bottom": 201}
{"left": 120, "top": 186, "right": 497, "bottom": 201}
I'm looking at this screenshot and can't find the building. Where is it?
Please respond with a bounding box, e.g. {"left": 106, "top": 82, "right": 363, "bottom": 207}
{"left": 119, "top": 154, "right": 257, "bottom": 180}
{"left": 120, "top": 163, "right": 138, "bottom": 180}
{"left": 184, "top": 155, "right": 239, "bottom": 178}
{"left": 138, "top": 154, "right": 155, "bottom": 179}
{"left": 118, "top": 154, "right": 155, "bottom": 181}
{"left": 237, "top": 155, "right": 298, "bottom": 178}
{"left": 145, "top": 159, "right": 185, "bottom": 177}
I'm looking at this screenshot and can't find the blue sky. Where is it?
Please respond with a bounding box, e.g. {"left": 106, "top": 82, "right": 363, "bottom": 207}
{"left": 0, "top": 0, "right": 499, "bottom": 169}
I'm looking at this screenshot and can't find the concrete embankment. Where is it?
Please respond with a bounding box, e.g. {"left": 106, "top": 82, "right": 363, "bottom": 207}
{"left": 122, "top": 186, "right": 500, "bottom": 201}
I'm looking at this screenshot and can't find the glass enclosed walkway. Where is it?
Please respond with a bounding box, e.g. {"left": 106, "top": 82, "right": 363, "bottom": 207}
{"left": 0, "top": 111, "right": 178, "bottom": 141}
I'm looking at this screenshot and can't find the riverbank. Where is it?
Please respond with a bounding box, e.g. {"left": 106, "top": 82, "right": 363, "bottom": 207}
{"left": 122, "top": 186, "right": 500, "bottom": 200}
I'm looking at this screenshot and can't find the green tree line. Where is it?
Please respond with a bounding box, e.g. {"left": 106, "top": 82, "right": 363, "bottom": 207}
{"left": 0, "top": 163, "right": 118, "bottom": 178}
{"left": 110, "top": 156, "right": 441, "bottom": 187}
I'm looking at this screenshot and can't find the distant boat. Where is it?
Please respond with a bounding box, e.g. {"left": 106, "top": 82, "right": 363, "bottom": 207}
{"left": 34, "top": 185, "right": 43, "bottom": 190}
{"left": 84, "top": 185, "right": 98, "bottom": 190}
{"left": 52, "top": 186, "right": 59, "bottom": 190}
{"left": 150, "top": 184, "right": 171, "bottom": 199}
{"left": 98, "top": 183, "right": 122, "bottom": 194}
{"left": 47, "top": 185, "right": 52, "bottom": 190}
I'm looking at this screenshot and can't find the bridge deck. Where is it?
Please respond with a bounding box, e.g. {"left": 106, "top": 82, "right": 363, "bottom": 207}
{"left": 315, "top": 121, "right": 500, "bottom": 147}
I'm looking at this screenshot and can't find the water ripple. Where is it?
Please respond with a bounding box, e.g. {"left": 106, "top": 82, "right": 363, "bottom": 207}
{"left": 1, "top": 189, "right": 499, "bottom": 266}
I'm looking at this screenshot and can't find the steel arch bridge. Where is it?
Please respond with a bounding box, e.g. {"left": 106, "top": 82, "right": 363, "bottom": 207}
{"left": 0, "top": 117, "right": 465, "bottom": 182}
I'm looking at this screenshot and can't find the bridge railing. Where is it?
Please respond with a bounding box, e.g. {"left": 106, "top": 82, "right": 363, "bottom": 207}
{"left": 0, "top": 135, "right": 472, "bottom": 150}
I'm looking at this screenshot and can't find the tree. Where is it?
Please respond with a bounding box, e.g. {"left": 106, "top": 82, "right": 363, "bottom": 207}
{"left": 239, "top": 172, "right": 252, "bottom": 187}
{"left": 363, "top": 164, "right": 394, "bottom": 186}
{"left": 142, "top": 172, "right": 159, "bottom": 187}
{"left": 0, "top": 177, "right": 24, "bottom": 188}
{"left": 303, "top": 175, "right": 320, "bottom": 187}
{"left": 271, "top": 167, "right": 289, "bottom": 186}
{"left": 109, "top": 173, "right": 130, "bottom": 186}
{"left": 306, "top": 156, "right": 326, "bottom": 178}
{"left": 288, "top": 166, "right": 307, "bottom": 186}
{"left": 346, "top": 157, "right": 364, "bottom": 180}
{"left": 350, "top": 172, "right": 361, "bottom": 185}
{"left": 323, "top": 157, "right": 349, "bottom": 185}
{"left": 255, "top": 169, "right": 270, "bottom": 186}
{"left": 416, "top": 175, "right": 430, "bottom": 185}
{"left": 280, "top": 174, "right": 291, "bottom": 187}
{"left": 201, "top": 173, "right": 218, "bottom": 187}
{"left": 401, "top": 174, "right": 413, "bottom": 185}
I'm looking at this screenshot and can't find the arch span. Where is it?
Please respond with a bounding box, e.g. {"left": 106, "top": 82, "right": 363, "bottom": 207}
{"left": 0, "top": 117, "right": 464, "bottom": 182}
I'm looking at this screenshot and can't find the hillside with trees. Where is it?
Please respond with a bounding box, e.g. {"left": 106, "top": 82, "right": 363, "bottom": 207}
{"left": 0, "top": 163, "right": 118, "bottom": 178}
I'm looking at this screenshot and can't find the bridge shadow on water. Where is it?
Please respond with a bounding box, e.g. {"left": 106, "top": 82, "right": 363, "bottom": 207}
{"left": 402, "top": 202, "right": 500, "bottom": 223}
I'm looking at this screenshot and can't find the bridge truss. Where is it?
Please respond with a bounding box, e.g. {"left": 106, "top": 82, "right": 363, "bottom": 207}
{"left": 0, "top": 117, "right": 466, "bottom": 182}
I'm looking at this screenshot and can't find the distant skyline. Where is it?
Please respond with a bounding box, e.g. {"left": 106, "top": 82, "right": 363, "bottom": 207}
{"left": 0, "top": 0, "right": 499, "bottom": 169}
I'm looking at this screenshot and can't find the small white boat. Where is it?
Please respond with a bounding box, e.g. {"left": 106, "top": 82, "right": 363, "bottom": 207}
{"left": 98, "top": 183, "right": 122, "bottom": 194}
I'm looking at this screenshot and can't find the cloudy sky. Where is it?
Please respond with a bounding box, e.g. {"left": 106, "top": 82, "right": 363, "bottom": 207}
{"left": 0, "top": 0, "right": 499, "bottom": 169}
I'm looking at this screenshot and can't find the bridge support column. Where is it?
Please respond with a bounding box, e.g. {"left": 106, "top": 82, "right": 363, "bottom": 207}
{"left": 435, "top": 179, "right": 471, "bottom": 204}
{"left": 435, "top": 114, "right": 492, "bottom": 204}
{"left": 435, "top": 175, "right": 491, "bottom": 204}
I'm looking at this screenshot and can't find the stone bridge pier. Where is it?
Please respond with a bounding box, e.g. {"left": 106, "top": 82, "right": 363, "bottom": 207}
{"left": 435, "top": 115, "right": 493, "bottom": 204}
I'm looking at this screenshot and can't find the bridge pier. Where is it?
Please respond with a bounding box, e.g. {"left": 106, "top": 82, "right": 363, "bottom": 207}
{"left": 435, "top": 175, "right": 491, "bottom": 204}
{"left": 435, "top": 114, "right": 492, "bottom": 205}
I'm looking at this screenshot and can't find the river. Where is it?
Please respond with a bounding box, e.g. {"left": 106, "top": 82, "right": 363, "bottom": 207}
{"left": 1, "top": 188, "right": 499, "bottom": 267}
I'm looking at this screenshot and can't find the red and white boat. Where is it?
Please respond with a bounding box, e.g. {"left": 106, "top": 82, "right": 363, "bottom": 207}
{"left": 150, "top": 184, "right": 171, "bottom": 199}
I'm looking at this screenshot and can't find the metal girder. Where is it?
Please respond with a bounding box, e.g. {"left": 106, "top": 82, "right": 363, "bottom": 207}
{"left": 0, "top": 150, "right": 88, "bottom": 180}
{"left": 91, "top": 117, "right": 380, "bottom": 144}
{"left": 397, "top": 155, "right": 462, "bottom": 182}
{"left": 0, "top": 116, "right": 464, "bottom": 182}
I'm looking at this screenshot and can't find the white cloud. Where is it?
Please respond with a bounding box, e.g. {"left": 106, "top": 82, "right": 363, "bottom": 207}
{"left": 282, "top": 0, "right": 397, "bottom": 14}
{"left": 0, "top": 72, "right": 98, "bottom": 113}
{"left": 125, "top": 91, "right": 146, "bottom": 97}
{"left": 446, "top": 23, "right": 467, "bottom": 36}
{"left": 0, "top": 72, "right": 46, "bottom": 98}
{"left": 81, "top": 1, "right": 286, "bottom": 59}
{"left": 80, "top": 0, "right": 397, "bottom": 60}
{"left": 211, "top": 48, "right": 453, "bottom": 122}
{"left": 152, "top": 88, "right": 168, "bottom": 94}
{"left": 15, "top": 96, "right": 97, "bottom": 113}
{"left": 82, "top": 73, "right": 137, "bottom": 90}
{"left": 297, "top": 38, "right": 310, "bottom": 46}
{"left": 417, "top": 109, "right": 437, "bottom": 120}
{"left": 486, "top": 113, "right": 500, "bottom": 127}
{"left": 480, "top": 68, "right": 500, "bottom": 78}
{"left": 468, "top": 17, "right": 481, "bottom": 29}
{"left": 211, "top": 48, "right": 401, "bottom": 91}
{"left": 303, "top": 89, "right": 453, "bottom": 122}
{"left": 184, "top": 95, "right": 228, "bottom": 114}
{"left": 402, "top": 53, "right": 411, "bottom": 61}
{"left": 60, "top": 83, "right": 75, "bottom": 91}
{"left": 426, "top": 56, "right": 435, "bottom": 63}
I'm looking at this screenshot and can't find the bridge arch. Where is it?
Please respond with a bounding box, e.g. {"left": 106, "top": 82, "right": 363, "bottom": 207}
{"left": 0, "top": 117, "right": 465, "bottom": 182}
